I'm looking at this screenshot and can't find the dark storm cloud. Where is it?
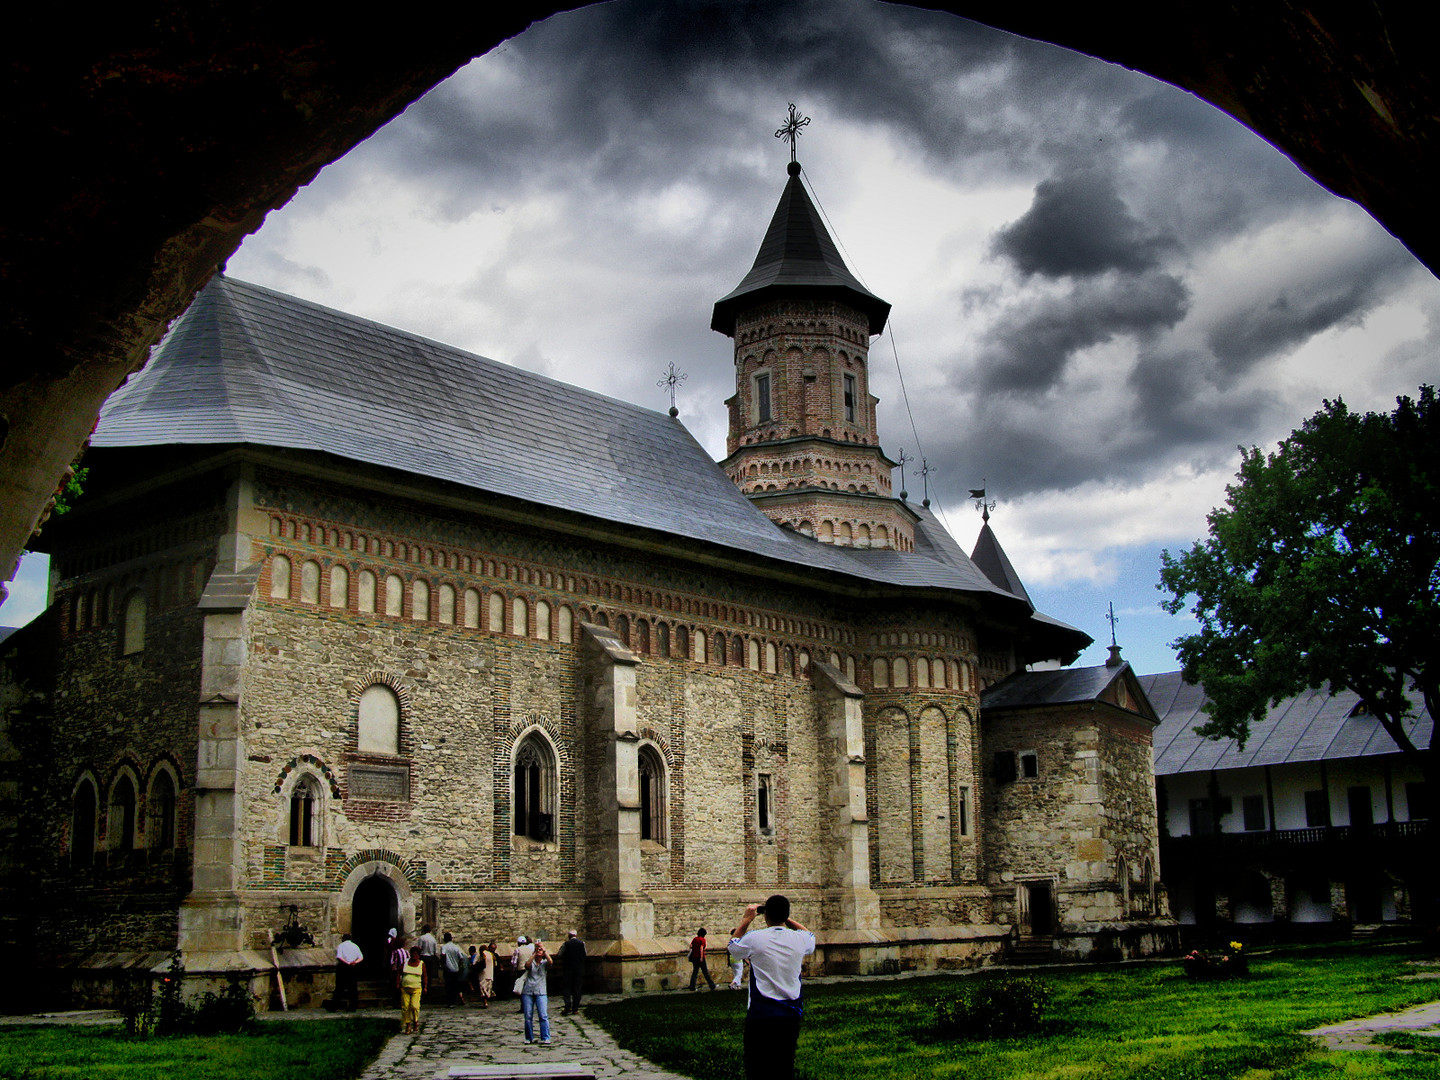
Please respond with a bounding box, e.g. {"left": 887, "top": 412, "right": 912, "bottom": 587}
{"left": 992, "top": 170, "right": 1174, "bottom": 278}
{"left": 371, "top": 0, "right": 1143, "bottom": 206}
{"left": 971, "top": 271, "right": 1190, "bottom": 394}
{"left": 1204, "top": 230, "right": 1419, "bottom": 372}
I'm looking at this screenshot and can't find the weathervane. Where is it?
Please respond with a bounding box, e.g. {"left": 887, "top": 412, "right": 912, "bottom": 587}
{"left": 896, "top": 448, "right": 913, "bottom": 501}
{"left": 1105, "top": 601, "right": 1120, "bottom": 648}
{"left": 969, "top": 481, "right": 995, "bottom": 523}
{"left": 774, "top": 103, "right": 811, "bottom": 164}
{"left": 920, "top": 458, "right": 933, "bottom": 508}
{"left": 657, "top": 362, "right": 688, "bottom": 418}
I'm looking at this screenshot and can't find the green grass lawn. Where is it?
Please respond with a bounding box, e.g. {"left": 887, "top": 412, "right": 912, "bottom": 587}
{"left": 0, "top": 1016, "right": 393, "bottom": 1080}
{"left": 587, "top": 942, "right": 1440, "bottom": 1080}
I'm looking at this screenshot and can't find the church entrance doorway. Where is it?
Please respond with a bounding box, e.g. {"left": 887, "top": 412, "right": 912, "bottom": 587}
{"left": 1022, "top": 882, "right": 1053, "bottom": 935}
{"left": 352, "top": 874, "right": 400, "bottom": 978}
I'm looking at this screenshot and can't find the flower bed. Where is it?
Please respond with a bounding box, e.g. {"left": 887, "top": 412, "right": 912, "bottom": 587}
{"left": 1182, "top": 941, "right": 1250, "bottom": 980}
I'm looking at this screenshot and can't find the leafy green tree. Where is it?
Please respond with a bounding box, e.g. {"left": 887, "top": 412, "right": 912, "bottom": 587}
{"left": 1159, "top": 387, "right": 1438, "bottom": 785}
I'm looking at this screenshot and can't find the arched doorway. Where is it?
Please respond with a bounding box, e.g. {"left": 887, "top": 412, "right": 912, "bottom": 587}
{"left": 352, "top": 874, "right": 400, "bottom": 978}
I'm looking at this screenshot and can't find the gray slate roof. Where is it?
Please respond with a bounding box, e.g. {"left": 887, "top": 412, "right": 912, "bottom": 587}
{"left": 94, "top": 276, "right": 1085, "bottom": 647}
{"left": 982, "top": 662, "right": 1131, "bottom": 711}
{"left": 711, "top": 168, "right": 891, "bottom": 336}
{"left": 970, "top": 521, "right": 1033, "bottom": 610}
{"left": 1141, "top": 671, "right": 1433, "bottom": 774}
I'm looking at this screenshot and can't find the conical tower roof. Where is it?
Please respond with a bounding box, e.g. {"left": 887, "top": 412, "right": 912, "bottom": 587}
{"left": 711, "top": 163, "right": 891, "bottom": 336}
{"left": 970, "top": 519, "right": 1034, "bottom": 610}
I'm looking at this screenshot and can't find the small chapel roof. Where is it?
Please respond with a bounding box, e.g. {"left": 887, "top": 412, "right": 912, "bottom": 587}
{"left": 711, "top": 165, "right": 891, "bottom": 336}
{"left": 1141, "top": 672, "right": 1433, "bottom": 774}
{"left": 92, "top": 275, "right": 1085, "bottom": 655}
{"left": 970, "top": 520, "right": 1033, "bottom": 610}
{"left": 981, "top": 661, "right": 1149, "bottom": 715}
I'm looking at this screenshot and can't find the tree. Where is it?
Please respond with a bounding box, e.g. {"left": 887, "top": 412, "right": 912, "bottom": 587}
{"left": 1159, "top": 387, "right": 1438, "bottom": 785}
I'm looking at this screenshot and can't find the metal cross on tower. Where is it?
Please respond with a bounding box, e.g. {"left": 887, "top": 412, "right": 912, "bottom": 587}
{"left": 920, "top": 457, "right": 933, "bottom": 508}
{"left": 896, "top": 447, "right": 912, "bottom": 501}
{"left": 657, "top": 362, "right": 688, "bottom": 418}
{"left": 1105, "top": 601, "right": 1120, "bottom": 648}
{"left": 774, "top": 103, "right": 811, "bottom": 164}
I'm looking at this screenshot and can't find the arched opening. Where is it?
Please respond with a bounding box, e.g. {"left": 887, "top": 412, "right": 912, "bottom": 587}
{"left": 109, "top": 774, "right": 137, "bottom": 858}
{"left": 638, "top": 744, "right": 665, "bottom": 845}
{"left": 71, "top": 779, "right": 97, "bottom": 870}
{"left": 514, "top": 732, "right": 557, "bottom": 844}
{"left": 147, "top": 769, "right": 178, "bottom": 851}
{"left": 352, "top": 874, "right": 401, "bottom": 978}
{"left": 358, "top": 684, "right": 401, "bottom": 755}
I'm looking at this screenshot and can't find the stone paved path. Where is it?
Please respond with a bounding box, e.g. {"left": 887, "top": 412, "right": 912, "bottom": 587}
{"left": 1306, "top": 1000, "right": 1440, "bottom": 1052}
{"left": 352, "top": 995, "right": 698, "bottom": 1080}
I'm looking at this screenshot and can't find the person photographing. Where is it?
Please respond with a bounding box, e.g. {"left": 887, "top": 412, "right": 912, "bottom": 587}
{"left": 727, "top": 895, "right": 816, "bottom": 1080}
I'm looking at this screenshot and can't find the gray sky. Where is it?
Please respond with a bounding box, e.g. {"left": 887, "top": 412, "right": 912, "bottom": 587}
{"left": 10, "top": 0, "right": 1440, "bottom": 674}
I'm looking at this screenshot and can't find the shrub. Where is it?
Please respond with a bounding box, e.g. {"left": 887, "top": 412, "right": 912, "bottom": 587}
{"left": 933, "top": 976, "right": 1051, "bottom": 1039}
{"left": 120, "top": 951, "right": 257, "bottom": 1038}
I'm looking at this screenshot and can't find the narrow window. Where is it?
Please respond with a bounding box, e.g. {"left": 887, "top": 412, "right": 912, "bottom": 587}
{"left": 1407, "top": 782, "right": 1430, "bottom": 820}
{"left": 639, "top": 745, "right": 665, "bottom": 844}
{"left": 1019, "top": 751, "right": 1039, "bottom": 779}
{"left": 489, "top": 591, "right": 505, "bottom": 632}
{"left": 148, "top": 770, "right": 177, "bottom": 850}
{"left": 110, "top": 775, "right": 137, "bottom": 855}
{"left": 463, "top": 588, "right": 481, "bottom": 628}
{"left": 993, "top": 751, "right": 1018, "bottom": 784}
{"left": 384, "top": 574, "right": 403, "bottom": 616}
{"left": 513, "top": 734, "right": 557, "bottom": 843}
{"left": 438, "top": 583, "right": 456, "bottom": 624}
{"left": 957, "top": 785, "right": 971, "bottom": 836}
{"left": 1304, "top": 790, "right": 1330, "bottom": 827}
{"left": 289, "top": 776, "right": 319, "bottom": 847}
{"left": 1188, "top": 798, "right": 1215, "bottom": 836}
{"left": 511, "top": 596, "right": 528, "bottom": 636}
{"left": 1347, "top": 785, "right": 1373, "bottom": 828}
{"left": 756, "top": 372, "right": 772, "bottom": 423}
{"left": 757, "top": 773, "right": 773, "bottom": 835}
{"left": 557, "top": 605, "right": 574, "bottom": 644}
{"left": 843, "top": 373, "right": 856, "bottom": 422}
{"left": 536, "top": 601, "right": 551, "bottom": 640}
{"left": 412, "top": 579, "right": 430, "bottom": 621}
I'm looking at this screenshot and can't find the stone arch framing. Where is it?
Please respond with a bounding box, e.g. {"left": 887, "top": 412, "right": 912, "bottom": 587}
{"left": 144, "top": 754, "right": 185, "bottom": 851}
{"left": 348, "top": 671, "right": 413, "bottom": 756}
{"left": 68, "top": 770, "right": 101, "bottom": 869}
{"left": 335, "top": 854, "right": 422, "bottom": 936}
{"left": 273, "top": 754, "right": 341, "bottom": 848}
{"left": 105, "top": 758, "right": 144, "bottom": 856}
{"left": 493, "top": 713, "right": 573, "bottom": 884}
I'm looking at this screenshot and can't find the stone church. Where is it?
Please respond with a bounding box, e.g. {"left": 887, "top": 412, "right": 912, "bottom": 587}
{"left": 0, "top": 158, "right": 1173, "bottom": 1007}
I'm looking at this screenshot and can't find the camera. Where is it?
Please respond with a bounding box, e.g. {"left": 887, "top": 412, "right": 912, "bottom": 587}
{"left": 756, "top": 904, "right": 766, "bottom": 915}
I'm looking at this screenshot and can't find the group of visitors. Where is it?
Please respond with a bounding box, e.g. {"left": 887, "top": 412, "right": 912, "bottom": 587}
{"left": 333, "top": 895, "right": 814, "bottom": 1079}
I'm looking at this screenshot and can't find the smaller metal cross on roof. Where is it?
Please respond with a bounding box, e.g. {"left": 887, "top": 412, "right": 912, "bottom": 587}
{"left": 896, "top": 447, "right": 912, "bottom": 501}
{"left": 1105, "top": 601, "right": 1120, "bottom": 648}
{"left": 920, "top": 457, "right": 934, "bottom": 508}
{"left": 657, "top": 361, "right": 688, "bottom": 418}
{"left": 775, "top": 103, "right": 811, "bottom": 164}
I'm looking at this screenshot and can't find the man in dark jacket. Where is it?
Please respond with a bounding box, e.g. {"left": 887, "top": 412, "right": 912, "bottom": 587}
{"left": 556, "top": 929, "right": 587, "bottom": 1014}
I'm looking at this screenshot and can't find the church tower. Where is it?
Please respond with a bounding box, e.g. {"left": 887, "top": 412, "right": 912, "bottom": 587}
{"left": 712, "top": 156, "right": 918, "bottom": 551}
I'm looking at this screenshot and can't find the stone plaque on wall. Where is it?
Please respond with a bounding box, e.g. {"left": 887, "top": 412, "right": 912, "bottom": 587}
{"left": 348, "top": 764, "right": 410, "bottom": 802}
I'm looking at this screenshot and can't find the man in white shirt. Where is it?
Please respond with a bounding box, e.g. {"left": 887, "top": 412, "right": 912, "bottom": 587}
{"left": 727, "top": 895, "right": 816, "bottom": 1080}
{"left": 335, "top": 933, "right": 364, "bottom": 1011}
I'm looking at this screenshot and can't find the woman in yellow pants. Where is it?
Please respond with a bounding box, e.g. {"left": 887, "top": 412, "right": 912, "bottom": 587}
{"left": 400, "top": 945, "right": 428, "bottom": 1033}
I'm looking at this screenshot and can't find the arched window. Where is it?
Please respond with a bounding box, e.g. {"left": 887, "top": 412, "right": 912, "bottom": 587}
{"left": 513, "top": 733, "right": 557, "bottom": 844}
{"left": 616, "top": 614, "right": 630, "bottom": 646}
{"left": 536, "top": 601, "right": 552, "bottom": 640}
{"left": 464, "top": 588, "right": 481, "bottom": 628}
{"left": 714, "top": 632, "right": 726, "bottom": 665}
{"left": 358, "top": 684, "right": 401, "bottom": 755}
{"left": 109, "top": 774, "right": 137, "bottom": 855}
{"left": 328, "top": 564, "right": 349, "bottom": 608}
{"left": 557, "top": 605, "right": 573, "bottom": 644}
{"left": 289, "top": 774, "right": 322, "bottom": 847}
{"left": 412, "top": 579, "right": 430, "bottom": 621}
{"left": 1117, "top": 854, "right": 1131, "bottom": 913}
{"left": 489, "top": 591, "right": 505, "bottom": 632}
{"left": 693, "top": 629, "right": 707, "bottom": 664}
{"left": 438, "top": 583, "right": 456, "bottom": 624}
{"left": 121, "top": 591, "right": 146, "bottom": 655}
{"left": 765, "top": 642, "right": 778, "bottom": 673}
{"left": 147, "top": 769, "right": 177, "bottom": 850}
{"left": 511, "top": 596, "right": 528, "bottom": 637}
{"left": 639, "top": 745, "right": 666, "bottom": 844}
{"left": 635, "top": 619, "right": 649, "bottom": 654}
{"left": 658, "top": 623, "right": 671, "bottom": 658}
{"left": 71, "top": 779, "right": 97, "bottom": 869}
{"left": 300, "top": 559, "right": 321, "bottom": 603}
{"left": 916, "top": 657, "right": 931, "bottom": 688}
{"left": 893, "top": 657, "right": 910, "bottom": 688}
{"left": 384, "top": 574, "right": 404, "bottom": 616}
{"left": 358, "top": 570, "right": 377, "bottom": 613}
{"left": 270, "top": 555, "right": 291, "bottom": 599}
